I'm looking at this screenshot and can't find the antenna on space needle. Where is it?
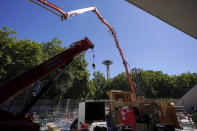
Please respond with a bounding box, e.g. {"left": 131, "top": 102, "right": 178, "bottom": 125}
{"left": 102, "top": 60, "right": 113, "bottom": 80}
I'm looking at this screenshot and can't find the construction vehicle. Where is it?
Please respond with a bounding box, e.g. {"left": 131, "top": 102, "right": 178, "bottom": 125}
{"left": 0, "top": 37, "right": 94, "bottom": 130}
{"left": 77, "top": 100, "right": 107, "bottom": 130}
{"left": 29, "top": 0, "right": 136, "bottom": 95}
{"left": 106, "top": 90, "right": 181, "bottom": 131}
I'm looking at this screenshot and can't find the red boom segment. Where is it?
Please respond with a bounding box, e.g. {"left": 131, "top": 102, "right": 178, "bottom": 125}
{"left": 37, "top": 0, "right": 68, "bottom": 19}
{"left": 94, "top": 9, "right": 136, "bottom": 94}
{"left": 0, "top": 37, "right": 94, "bottom": 104}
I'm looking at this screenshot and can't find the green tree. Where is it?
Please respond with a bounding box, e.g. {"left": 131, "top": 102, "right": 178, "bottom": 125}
{"left": 92, "top": 71, "right": 106, "bottom": 99}
{"left": 86, "top": 80, "right": 97, "bottom": 99}
{"left": 104, "top": 70, "right": 197, "bottom": 99}
{"left": 0, "top": 26, "right": 92, "bottom": 103}
{"left": 0, "top": 26, "right": 43, "bottom": 83}
{"left": 137, "top": 70, "right": 197, "bottom": 98}
{"left": 109, "top": 72, "right": 130, "bottom": 91}
{"left": 62, "top": 54, "right": 92, "bottom": 99}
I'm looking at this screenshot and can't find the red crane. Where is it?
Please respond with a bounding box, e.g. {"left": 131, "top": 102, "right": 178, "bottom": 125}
{"left": 0, "top": 37, "right": 94, "bottom": 104}
{"left": 29, "top": 0, "right": 136, "bottom": 94}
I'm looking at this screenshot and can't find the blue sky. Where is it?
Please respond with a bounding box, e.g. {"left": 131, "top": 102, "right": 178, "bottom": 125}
{"left": 0, "top": 0, "right": 196, "bottom": 79}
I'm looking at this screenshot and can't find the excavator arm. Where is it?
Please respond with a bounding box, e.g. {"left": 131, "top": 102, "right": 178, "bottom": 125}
{"left": 29, "top": 0, "right": 135, "bottom": 94}
{"left": 0, "top": 37, "right": 94, "bottom": 104}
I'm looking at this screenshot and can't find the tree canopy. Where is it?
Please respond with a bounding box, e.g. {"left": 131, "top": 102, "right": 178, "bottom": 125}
{"left": 93, "top": 70, "right": 197, "bottom": 99}
{"left": 0, "top": 26, "right": 93, "bottom": 102}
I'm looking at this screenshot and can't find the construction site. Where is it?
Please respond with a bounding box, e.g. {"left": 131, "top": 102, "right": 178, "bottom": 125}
{"left": 0, "top": 0, "right": 197, "bottom": 131}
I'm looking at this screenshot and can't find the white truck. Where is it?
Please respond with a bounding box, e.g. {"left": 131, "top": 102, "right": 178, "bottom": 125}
{"left": 78, "top": 100, "right": 108, "bottom": 130}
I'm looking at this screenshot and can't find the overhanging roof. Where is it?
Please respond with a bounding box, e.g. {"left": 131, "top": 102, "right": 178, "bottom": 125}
{"left": 126, "top": 0, "right": 197, "bottom": 39}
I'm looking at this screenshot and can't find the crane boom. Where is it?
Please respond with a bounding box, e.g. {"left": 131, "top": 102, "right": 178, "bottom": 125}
{"left": 0, "top": 37, "right": 94, "bottom": 104}
{"left": 30, "top": 0, "right": 136, "bottom": 94}
{"left": 67, "top": 7, "right": 95, "bottom": 18}
{"left": 93, "top": 8, "right": 136, "bottom": 94}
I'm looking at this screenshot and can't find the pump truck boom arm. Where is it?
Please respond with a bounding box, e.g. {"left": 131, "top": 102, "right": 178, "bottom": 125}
{"left": 30, "top": 0, "right": 135, "bottom": 94}
{"left": 93, "top": 8, "right": 136, "bottom": 94}
{"left": 0, "top": 37, "right": 94, "bottom": 104}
